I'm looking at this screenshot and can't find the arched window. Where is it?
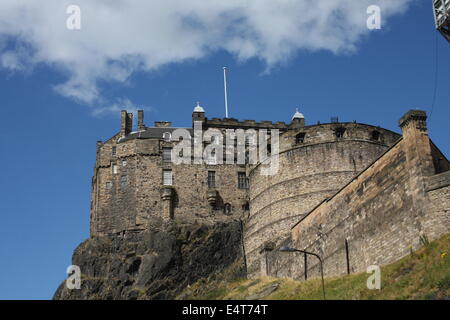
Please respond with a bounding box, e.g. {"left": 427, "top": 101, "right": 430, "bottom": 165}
{"left": 163, "top": 132, "right": 172, "bottom": 142}
{"left": 224, "top": 203, "right": 232, "bottom": 215}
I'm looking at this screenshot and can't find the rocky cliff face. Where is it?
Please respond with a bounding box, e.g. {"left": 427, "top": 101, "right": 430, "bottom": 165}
{"left": 53, "top": 218, "right": 246, "bottom": 300}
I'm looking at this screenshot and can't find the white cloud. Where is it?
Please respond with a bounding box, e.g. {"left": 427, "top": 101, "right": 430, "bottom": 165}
{"left": 0, "top": 0, "right": 412, "bottom": 109}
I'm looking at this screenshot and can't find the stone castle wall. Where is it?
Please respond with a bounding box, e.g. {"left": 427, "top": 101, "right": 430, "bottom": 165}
{"left": 89, "top": 108, "right": 449, "bottom": 283}
{"left": 90, "top": 134, "right": 250, "bottom": 236}
{"left": 245, "top": 124, "right": 401, "bottom": 277}
{"left": 261, "top": 111, "right": 449, "bottom": 281}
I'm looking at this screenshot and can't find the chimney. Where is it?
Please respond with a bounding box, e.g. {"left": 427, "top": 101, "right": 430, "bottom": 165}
{"left": 138, "top": 110, "right": 146, "bottom": 131}
{"left": 120, "top": 110, "right": 133, "bottom": 136}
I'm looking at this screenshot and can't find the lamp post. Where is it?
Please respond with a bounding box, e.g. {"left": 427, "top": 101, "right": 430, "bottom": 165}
{"left": 279, "top": 246, "right": 326, "bottom": 300}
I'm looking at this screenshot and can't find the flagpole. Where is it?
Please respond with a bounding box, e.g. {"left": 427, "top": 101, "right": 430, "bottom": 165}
{"left": 223, "top": 67, "right": 229, "bottom": 118}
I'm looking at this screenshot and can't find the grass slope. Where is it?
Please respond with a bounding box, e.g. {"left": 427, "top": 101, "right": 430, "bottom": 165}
{"left": 181, "top": 233, "right": 450, "bottom": 300}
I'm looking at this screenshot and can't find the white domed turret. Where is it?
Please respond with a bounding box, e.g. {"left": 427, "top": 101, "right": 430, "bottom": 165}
{"left": 192, "top": 101, "right": 206, "bottom": 125}
{"left": 292, "top": 108, "right": 304, "bottom": 120}
{"left": 193, "top": 101, "right": 205, "bottom": 113}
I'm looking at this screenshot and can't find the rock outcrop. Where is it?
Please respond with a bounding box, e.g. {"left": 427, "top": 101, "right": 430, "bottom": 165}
{"left": 53, "top": 218, "right": 245, "bottom": 300}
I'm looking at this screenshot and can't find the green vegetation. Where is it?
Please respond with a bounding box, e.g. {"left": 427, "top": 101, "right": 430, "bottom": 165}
{"left": 180, "top": 234, "right": 450, "bottom": 300}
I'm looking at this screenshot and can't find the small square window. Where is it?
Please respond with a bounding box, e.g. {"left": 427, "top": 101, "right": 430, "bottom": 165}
{"left": 335, "top": 127, "right": 346, "bottom": 139}
{"left": 106, "top": 182, "right": 112, "bottom": 189}
{"left": 371, "top": 130, "right": 381, "bottom": 141}
{"left": 238, "top": 172, "right": 249, "bottom": 189}
{"left": 295, "top": 133, "right": 306, "bottom": 144}
{"left": 122, "top": 160, "right": 127, "bottom": 166}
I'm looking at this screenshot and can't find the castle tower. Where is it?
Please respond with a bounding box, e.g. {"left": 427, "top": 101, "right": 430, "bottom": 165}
{"left": 290, "top": 108, "right": 305, "bottom": 129}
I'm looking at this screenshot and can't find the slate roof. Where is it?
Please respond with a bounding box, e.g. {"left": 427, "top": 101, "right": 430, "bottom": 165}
{"left": 118, "top": 127, "right": 193, "bottom": 143}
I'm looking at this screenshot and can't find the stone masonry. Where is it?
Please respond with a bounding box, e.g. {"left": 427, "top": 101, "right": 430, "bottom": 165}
{"left": 89, "top": 107, "right": 449, "bottom": 281}
{"left": 261, "top": 110, "right": 450, "bottom": 280}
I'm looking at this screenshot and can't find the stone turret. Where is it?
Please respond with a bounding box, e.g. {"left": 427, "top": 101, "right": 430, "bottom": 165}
{"left": 290, "top": 108, "right": 305, "bottom": 129}
{"left": 192, "top": 102, "right": 206, "bottom": 126}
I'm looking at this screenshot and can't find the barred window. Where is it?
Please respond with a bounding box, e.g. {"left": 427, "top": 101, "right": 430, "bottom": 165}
{"left": 112, "top": 146, "right": 117, "bottom": 156}
{"left": 208, "top": 171, "right": 216, "bottom": 188}
{"left": 238, "top": 172, "right": 249, "bottom": 189}
{"left": 163, "top": 147, "right": 172, "bottom": 163}
{"left": 163, "top": 170, "right": 173, "bottom": 186}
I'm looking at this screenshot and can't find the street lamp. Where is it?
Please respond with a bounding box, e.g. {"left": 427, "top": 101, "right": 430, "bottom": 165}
{"left": 279, "top": 246, "right": 326, "bottom": 300}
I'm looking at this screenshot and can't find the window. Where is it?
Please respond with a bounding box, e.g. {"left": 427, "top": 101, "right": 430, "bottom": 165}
{"left": 163, "top": 170, "right": 173, "bottom": 186}
{"left": 122, "top": 160, "right": 127, "bottom": 166}
{"left": 238, "top": 172, "right": 249, "bottom": 189}
{"left": 245, "top": 135, "right": 255, "bottom": 146}
{"left": 208, "top": 171, "right": 216, "bottom": 188}
{"left": 335, "top": 127, "right": 346, "bottom": 139}
{"left": 163, "top": 132, "right": 172, "bottom": 142}
{"left": 371, "top": 130, "right": 381, "bottom": 141}
{"left": 242, "top": 201, "right": 250, "bottom": 211}
{"left": 163, "top": 147, "right": 172, "bottom": 163}
{"left": 120, "top": 175, "right": 128, "bottom": 188}
{"left": 112, "top": 146, "right": 117, "bottom": 157}
{"left": 112, "top": 164, "right": 119, "bottom": 174}
{"left": 106, "top": 182, "right": 112, "bottom": 190}
{"left": 224, "top": 203, "right": 232, "bottom": 215}
{"left": 295, "top": 133, "right": 306, "bottom": 144}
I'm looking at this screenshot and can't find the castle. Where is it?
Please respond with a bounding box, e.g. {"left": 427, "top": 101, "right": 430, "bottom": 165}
{"left": 90, "top": 106, "right": 450, "bottom": 280}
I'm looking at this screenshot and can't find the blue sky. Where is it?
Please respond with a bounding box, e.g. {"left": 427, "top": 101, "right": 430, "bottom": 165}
{"left": 0, "top": 1, "right": 449, "bottom": 299}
